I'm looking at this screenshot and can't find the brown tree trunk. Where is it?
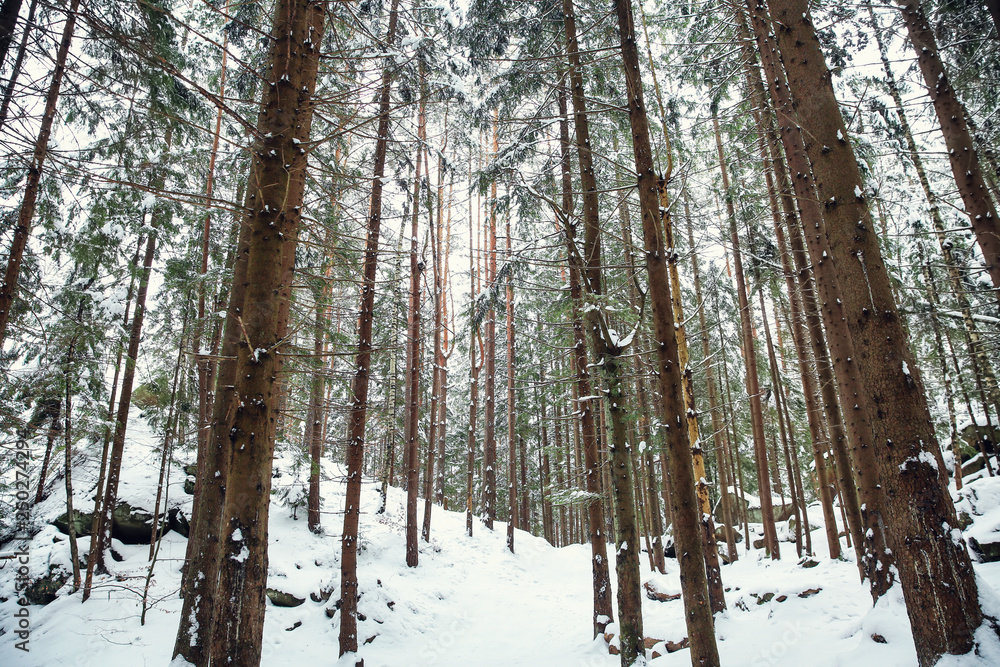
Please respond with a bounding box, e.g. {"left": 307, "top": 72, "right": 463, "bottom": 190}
{"left": 612, "top": 0, "right": 719, "bottom": 662}
{"left": 93, "top": 157, "right": 169, "bottom": 574}
{"left": 0, "top": 0, "right": 22, "bottom": 73}
{"left": 713, "top": 111, "right": 779, "bottom": 559}
{"left": 483, "top": 112, "right": 499, "bottom": 530}
{"left": 561, "top": 3, "right": 638, "bottom": 583}
{"left": 0, "top": 0, "right": 80, "bottom": 346}
{"left": 920, "top": 255, "right": 962, "bottom": 489}
{"left": 423, "top": 140, "right": 441, "bottom": 543}
{"left": 774, "top": 308, "right": 811, "bottom": 555}
{"left": 718, "top": 311, "right": 752, "bottom": 550}
{"left": 307, "top": 297, "right": 325, "bottom": 533}
{"left": 766, "top": 0, "right": 984, "bottom": 661}
{"left": 62, "top": 365, "right": 79, "bottom": 591}
{"left": 894, "top": 0, "right": 1000, "bottom": 308}
{"left": 747, "top": 0, "right": 890, "bottom": 589}
{"left": 686, "top": 199, "right": 738, "bottom": 564}
{"left": 194, "top": 9, "right": 230, "bottom": 463}
{"left": 341, "top": 7, "right": 402, "bottom": 637}
{"left": 171, "top": 201, "right": 251, "bottom": 663}
{"left": 83, "top": 236, "right": 142, "bottom": 601}
{"left": 663, "top": 186, "right": 726, "bottom": 611}
{"left": 737, "top": 35, "right": 842, "bottom": 558}
{"left": 868, "top": 0, "right": 1000, "bottom": 418}
{"left": 758, "top": 287, "right": 802, "bottom": 557}
{"left": 554, "top": 402, "right": 568, "bottom": 546}
{"left": 506, "top": 202, "right": 518, "bottom": 553}
{"left": 33, "top": 401, "right": 59, "bottom": 504}
{"left": 205, "top": 2, "right": 325, "bottom": 664}
{"left": 519, "top": 435, "right": 530, "bottom": 532}
{"left": 405, "top": 75, "right": 427, "bottom": 568}
{"left": 0, "top": 0, "right": 36, "bottom": 128}
{"left": 538, "top": 343, "right": 554, "bottom": 544}
{"left": 555, "top": 65, "right": 615, "bottom": 638}
{"left": 466, "top": 153, "right": 479, "bottom": 537}
{"left": 436, "top": 162, "right": 453, "bottom": 510}
{"left": 150, "top": 324, "right": 185, "bottom": 559}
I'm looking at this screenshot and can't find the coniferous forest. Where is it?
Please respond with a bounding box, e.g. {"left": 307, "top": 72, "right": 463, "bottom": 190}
{"left": 1, "top": 0, "right": 1000, "bottom": 665}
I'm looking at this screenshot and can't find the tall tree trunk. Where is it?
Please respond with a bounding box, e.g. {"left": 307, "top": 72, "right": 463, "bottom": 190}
{"left": 766, "top": 0, "right": 983, "bottom": 661}
{"left": 307, "top": 296, "right": 326, "bottom": 533}
{"left": 562, "top": 4, "right": 644, "bottom": 654}
{"left": 203, "top": 2, "right": 326, "bottom": 664}
{"left": 194, "top": 7, "right": 231, "bottom": 462}
{"left": 483, "top": 112, "right": 499, "bottom": 530}
{"left": 519, "top": 435, "right": 530, "bottom": 531}
{"left": 554, "top": 402, "right": 568, "bottom": 546}
{"left": 62, "top": 363, "right": 79, "bottom": 591}
{"left": 613, "top": 0, "right": 720, "bottom": 663}
{"left": 83, "top": 235, "right": 143, "bottom": 600}
{"left": 0, "top": 0, "right": 22, "bottom": 73}
{"left": 747, "top": 0, "right": 891, "bottom": 590}
{"left": 757, "top": 113, "right": 842, "bottom": 559}
{"left": 150, "top": 321, "right": 186, "bottom": 559}
{"left": 0, "top": 0, "right": 36, "bottom": 128}
{"left": 32, "top": 400, "right": 60, "bottom": 504}
{"left": 171, "top": 200, "right": 251, "bottom": 662}
{"left": 775, "top": 306, "right": 812, "bottom": 555}
{"left": 405, "top": 76, "right": 427, "bottom": 569}
{"left": 466, "top": 153, "right": 479, "bottom": 537}
{"left": 555, "top": 66, "right": 615, "bottom": 638}
{"left": 663, "top": 187, "right": 726, "bottom": 610}
{"left": 93, "top": 143, "right": 170, "bottom": 574}
{"left": 718, "top": 309, "right": 752, "bottom": 550}
{"left": 920, "top": 255, "right": 962, "bottom": 489}
{"left": 506, "top": 202, "right": 518, "bottom": 552}
{"left": 713, "top": 111, "right": 779, "bottom": 559}
{"left": 757, "top": 287, "right": 802, "bottom": 557}
{"left": 687, "top": 197, "right": 737, "bottom": 563}
{"left": 423, "top": 141, "right": 441, "bottom": 543}
{"left": 0, "top": 0, "right": 80, "bottom": 346}
{"left": 539, "top": 348, "right": 554, "bottom": 544}
{"left": 893, "top": 0, "right": 1000, "bottom": 308}
{"left": 436, "top": 159, "right": 453, "bottom": 510}
{"left": 338, "top": 0, "right": 400, "bottom": 653}
{"left": 867, "top": 0, "right": 1000, "bottom": 418}
{"left": 737, "top": 32, "right": 846, "bottom": 558}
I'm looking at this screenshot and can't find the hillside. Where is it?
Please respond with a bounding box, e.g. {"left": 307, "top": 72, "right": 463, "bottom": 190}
{"left": 3, "top": 418, "right": 1000, "bottom": 666}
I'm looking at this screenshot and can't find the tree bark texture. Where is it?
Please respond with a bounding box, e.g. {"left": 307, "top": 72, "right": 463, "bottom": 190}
{"left": 556, "top": 62, "right": 615, "bottom": 638}
{"left": 205, "top": 2, "right": 326, "bottom": 664}
{"left": 0, "top": 0, "right": 80, "bottom": 346}
{"left": 612, "top": 0, "right": 720, "bottom": 663}
{"left": 766, "top": 0, "right": 983, "bottom": 661}
{"left": 339, "top": 0, "right": 400, "bottom": 654}
{"left": 894, "top": 0, "right": 1000, "bottom": 308}
{"left": 713, "top": 111, "right": 780, "bottom": 559}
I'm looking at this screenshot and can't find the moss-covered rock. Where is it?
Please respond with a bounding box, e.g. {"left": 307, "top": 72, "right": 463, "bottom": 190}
{"left": 969, "top": 537, "right": 1000, "bottom": 563}
{"left": 111, "top": 502, "right": 166, "bottom": 544}
{"left": 51, "top": 510, "right": 93, "bottom": 537}
{"left": 25, "top": 566, "right": 69, "bottom": 605}
{"left": 714, "top": 524, "right": 742, "bottom": 544}
{"left": 266, "top": 588, "right": 305, "bottom": 607}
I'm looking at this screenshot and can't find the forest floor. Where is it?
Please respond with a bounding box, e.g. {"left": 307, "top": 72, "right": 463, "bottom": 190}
{"left": 3, "top": 414, "right": 1000, "bottom": 666}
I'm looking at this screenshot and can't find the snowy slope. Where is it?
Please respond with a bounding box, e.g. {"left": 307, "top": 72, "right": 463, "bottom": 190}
{"left": 3, "top": 418, "right": 1000, "bottom": 666}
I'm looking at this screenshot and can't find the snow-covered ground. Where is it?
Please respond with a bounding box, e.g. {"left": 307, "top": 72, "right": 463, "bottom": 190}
{"left": 3, "top": 415, "right": 1000, "bottom": 666}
